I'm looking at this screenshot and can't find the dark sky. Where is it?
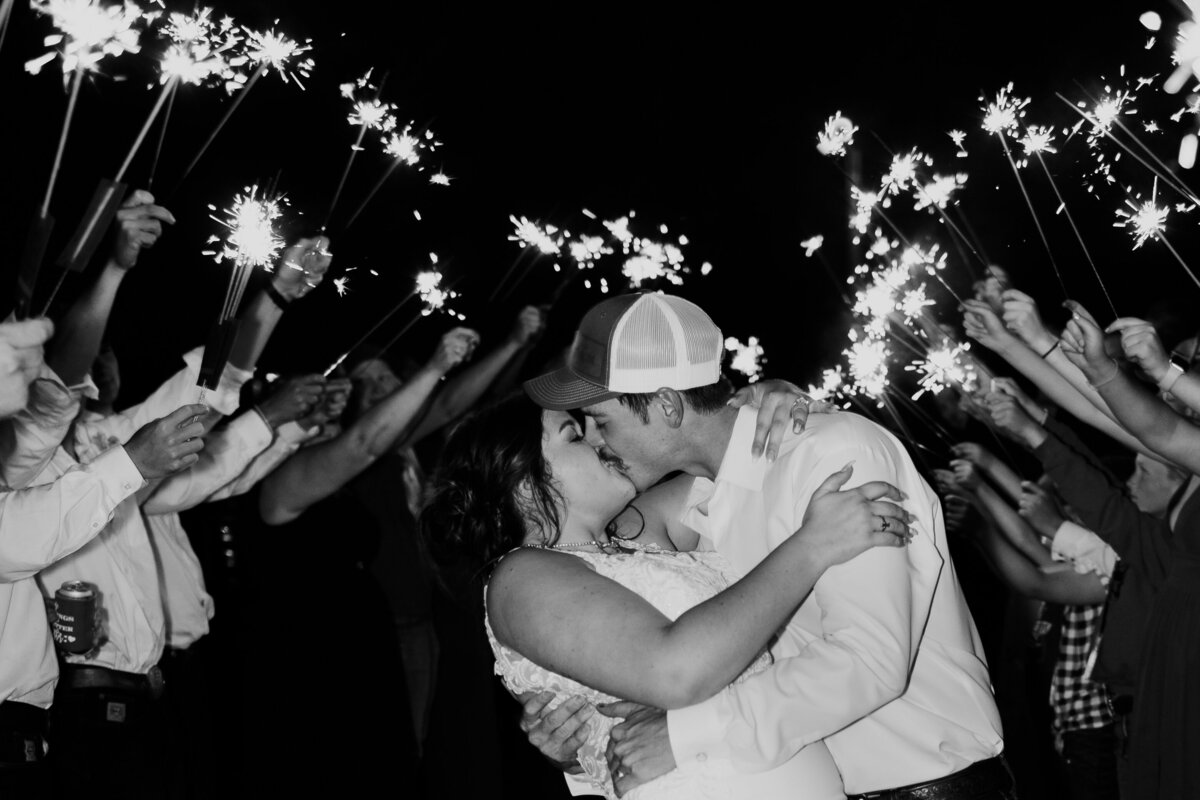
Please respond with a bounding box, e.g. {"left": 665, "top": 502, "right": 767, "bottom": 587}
{"left": 3, "top": 1, "right": 1195, "bottom": 401}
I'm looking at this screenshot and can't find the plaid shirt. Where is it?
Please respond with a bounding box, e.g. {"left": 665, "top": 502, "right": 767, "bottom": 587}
{"left": 1049, "top": 604, "right": 1113, "bottom": 742}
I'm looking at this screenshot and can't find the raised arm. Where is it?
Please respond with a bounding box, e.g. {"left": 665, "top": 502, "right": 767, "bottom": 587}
{"left": 489, "top": 465, "right": 911, "bottom": 709}
{"left": 408, "top": 306, "right": 545, "bottom": 445}
{"left": 1107, "top": 316, "right": 1200, "bottom": 418}
{"left": 257, "top": 329, "right": 474, "bottom": 525}
{"left": 963, "top": 299, "right": 1152, "bottom": 457}
{"left": 950, "top": 441, "right": 1023, "bottom": 504}
{"left": 0, "top": 403, "right": 206, "bottom": 580}
{"left": 47, "top": 191, "right": 174, "bottom": 387}
{"left": 1060, "top": 301, "right": 1200, "bottom": 474}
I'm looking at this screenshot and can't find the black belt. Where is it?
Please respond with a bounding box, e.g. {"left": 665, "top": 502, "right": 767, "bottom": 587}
{"left": 848, "top": 756, "right": 1013, "bottom": 800}
{"left": 58, "top": 664, "right": 165, "bottom": 701}
{"left": 0, "top": 701, "right": 47, "bottom": 766}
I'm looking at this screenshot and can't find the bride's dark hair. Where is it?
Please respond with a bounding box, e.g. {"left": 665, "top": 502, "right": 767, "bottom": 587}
{"left": 421, "top": 393, "right": 565, "bottom": 585}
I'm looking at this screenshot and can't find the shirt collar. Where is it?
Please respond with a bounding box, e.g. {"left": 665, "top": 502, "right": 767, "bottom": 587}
{"left": 711, "top": 405, "right": 768, "bottom": 492}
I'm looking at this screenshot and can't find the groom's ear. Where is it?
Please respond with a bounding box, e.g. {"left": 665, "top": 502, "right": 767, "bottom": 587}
{"left": 655, "top": 388, "right": 685, "bottom": 429}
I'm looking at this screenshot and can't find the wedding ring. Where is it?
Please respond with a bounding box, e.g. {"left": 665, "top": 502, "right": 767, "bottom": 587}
{"left": 880, "top": 516, "right": 890, "bottom": 532}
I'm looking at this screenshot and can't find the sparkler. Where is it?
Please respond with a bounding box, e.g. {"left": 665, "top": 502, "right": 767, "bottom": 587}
{"left": 724, "top": 336, "right": 765, "bottom": 383}
{"left": 29, "top": 0, "right": 151, "bottom": 217}
{"left": 844, "top": 332, "right": 891, "bottom": 405}
{"left": 981, "top": 86, "right": 1069, "bottom": 298}
{"left": 322, "top": 69, "right": 391, "bottom": 232}
{"left": 906, "top": 343, "right": 977, "bottom": 400}
{"left": 1022, "top": 124, "right": 1118, "bottom": 316}
{"left": 816, "top": 112, "right": 858, "bottom": 157}
{"left": 949, "top": 130, "right": 967, "bottom": 158}
{"left": 343, "top": 126, "right": 441, "bottom": 230}
{"left": 203, "top": 186, "right": 286, "bottom": 322}
{"left": 1114, "top": 179, "right": 1200, "bottom": 290}
{"left": 173, "top": 23, "right": 313, "bottom": 191}
{"left": 804, "top": 367, "right": 845, "bottom": 405}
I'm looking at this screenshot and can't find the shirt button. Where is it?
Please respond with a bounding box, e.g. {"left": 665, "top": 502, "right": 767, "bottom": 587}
{"left": 696, "top": 753, "right": 707, "bottom": 763}
{"left": 91, "top": 522, "right": 100, "bottom": 529}
{"left": 122, "top": 482, "right": 132, "bottom": 490}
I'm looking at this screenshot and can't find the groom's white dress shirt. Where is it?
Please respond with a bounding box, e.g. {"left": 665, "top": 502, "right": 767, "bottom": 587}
{"left": 668, "top": 407, "right": 1003, "bottom": 794}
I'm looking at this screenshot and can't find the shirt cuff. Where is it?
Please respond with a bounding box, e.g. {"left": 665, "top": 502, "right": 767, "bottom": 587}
{"left": 232, "top": 409, "right": 275, "bottom": 451}
{"left": 276, "top": 420, "right": 319, "bottom": 446}
{"left": 562, "top": 773, "right": 595, "bottom": 796}
{"left": 667, "top": 694, "right": 730, "bottom": 769}
{"left": 1051, "top": 520, "right": 1118, "bottom": 582}
{"left": 88, "top": 444, "right": 148, "bottom": 501}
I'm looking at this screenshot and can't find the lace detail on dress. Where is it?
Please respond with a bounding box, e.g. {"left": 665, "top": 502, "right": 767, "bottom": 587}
{"left": 484, "top": 546, "right": 773, "bottom": 800}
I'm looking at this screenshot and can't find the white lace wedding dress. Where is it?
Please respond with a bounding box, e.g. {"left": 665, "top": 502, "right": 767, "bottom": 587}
{"left": 485, "top": 544, "right": 846, "bottom": 800}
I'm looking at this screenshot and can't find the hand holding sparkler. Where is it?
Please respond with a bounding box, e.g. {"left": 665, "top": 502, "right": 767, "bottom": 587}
{"left": 257, "top": 373, "right": 325, "bottom": 428}
{"left": 971, "top": 274, "right": 1007, "bottom": 314}
{"left": 111, "top": 190, "right": 175, "bottom": 270}
{"left": 962, "top": 299, "right": 1019, "bottom": 355}
{"left": 990, "top": 376, "right": 1048, "bottom": 424}
{"left": 1106, "top": 318, "right": 1171, "bottom": 383}
{"left": 273, "top": 236, "right": 332, "bottom": 301}
{"left": 505, "top": 306, "right": 545, "bottom": 348}
{"left": 123, "top": 403, "right": 210, "bottom": 480}
{"left": 297, "top": 377, "right": 352, "bottom": 432}
{"left": 949, "top": 442, "right": 996, "bottom": 473}
{"left": 1017, "top": 481, "right": 1065, "bottom": 539}
{"left": 427, "top": 327, "right": 480, "bottom": 376}
{"left": 983, "top": 389, "right": 1046, "bottom": 448}
{"left": 999, "top": 289, "right": 1056, "bottom": 355}
{"left": 0, "top": 318, "right": 54, "bottom": 418}
{"left": 948, "top": 458, "right": 982, "bottom": 491}
{"left": 1060, "top": 302, "right": 1118, "bottom": 385}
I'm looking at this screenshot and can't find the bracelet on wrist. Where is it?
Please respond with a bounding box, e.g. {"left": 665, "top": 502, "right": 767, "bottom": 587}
{"left": 265, "top": 284, "right": 292, "bottom": 310}
{"left": 1038, "top": 339, "right": 1061, "bottom": 359}
{"left": 1089, "top": 360, "right": 1121, "bottom": 389}
{"left": 1157, "top": 362, "right": 1186, "bottom": 394}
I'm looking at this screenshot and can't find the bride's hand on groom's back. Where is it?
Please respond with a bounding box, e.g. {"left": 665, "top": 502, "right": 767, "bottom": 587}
{"left": 516, "top": 691, "right": 592, "bottom": 774}
{"left": 796, "top": 464, "right": 914, "bottom": 570}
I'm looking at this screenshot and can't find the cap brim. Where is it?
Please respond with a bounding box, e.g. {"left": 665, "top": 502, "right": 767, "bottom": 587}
{"left": 523, "top": 366, "right": 621, "bottom": 411}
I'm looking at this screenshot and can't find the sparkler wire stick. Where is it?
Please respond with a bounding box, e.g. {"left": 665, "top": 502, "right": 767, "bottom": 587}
{"left": 0, "top": 0, "right": 14, "bottom": 54}
{"left": 42, "top": 65, "right": 84, "bottom": 218}
{"left": 487, "top": 252, "right": 529, "bottom": 304}
{"left": 173, "top": 63, "right": 266, "bottom": 193}
{"left": 342, "top": 159, "right": 400, "bottom": 231}
{"left": 146, "top": 80, "right": 178, "bottom": 191}
{"left": 322, "top": 73, "right": 390, "bottom": 233}
{"left": 115, "top": 76, "right": 178, "bottom": 183}
{"left": 323, "top": 290, "right": 418, "bottom": 376}
{"left": 1055, "top": 94, "right": 1200, "bottom": 207}
{"left": 880, "top": 394, "right": 934, "bottom": 472}
{"left": 377, "top": 312, "right": 423, "bottom": 358}
{"left": 995, "top": 133, "right": 1069, "bottom": 299}
{"left": 1032, "top": 153, "right": 1118, "bottom": 317}
{"left": 1155, "top": 234, "right": 1200, "bottom": 290}
{"left": 890, "top": 390, "right": 957, "bottom": 444}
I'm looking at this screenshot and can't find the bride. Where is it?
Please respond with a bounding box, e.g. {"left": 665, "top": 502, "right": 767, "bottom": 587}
{"left": 422, "top": 393, "right": 913, "bottom": 799}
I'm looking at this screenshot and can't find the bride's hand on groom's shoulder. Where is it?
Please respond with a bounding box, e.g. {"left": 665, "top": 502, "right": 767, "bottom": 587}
{"left": 796, "top": 464, "right": 914, "bottom": 569}
{"left": 728, "top": 378, "right": 837, "bottom": 463}
{"left": 516, "top": 691, "right": 591, "bottom": 775}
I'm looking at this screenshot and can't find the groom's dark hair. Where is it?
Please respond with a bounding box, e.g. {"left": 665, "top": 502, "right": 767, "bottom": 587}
{"left": 617, "top": 375, "right": 734, "bottom": 424}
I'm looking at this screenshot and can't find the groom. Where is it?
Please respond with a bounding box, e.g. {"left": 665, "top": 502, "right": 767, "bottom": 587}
{"left": 523, "top": 292, "right": 1010, "bottom": 799}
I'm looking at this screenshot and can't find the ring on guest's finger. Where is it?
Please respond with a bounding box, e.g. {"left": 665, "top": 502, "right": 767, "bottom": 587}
{"left": 879, "top": 516, "right": 890, "bottom": 532}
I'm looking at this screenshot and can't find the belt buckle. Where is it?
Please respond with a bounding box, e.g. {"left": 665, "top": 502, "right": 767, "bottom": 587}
{"left": 146, "top": 666, "right": 165, "bottom": 700}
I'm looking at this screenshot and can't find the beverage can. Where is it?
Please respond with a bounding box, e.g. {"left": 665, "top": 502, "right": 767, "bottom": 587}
{"left": 53, "top": 581, "right": 96, "bottom": 654}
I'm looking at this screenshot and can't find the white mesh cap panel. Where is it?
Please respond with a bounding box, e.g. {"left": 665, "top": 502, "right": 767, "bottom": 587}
{"left": 607, "top": 294, "right": 722, "bottom": 392}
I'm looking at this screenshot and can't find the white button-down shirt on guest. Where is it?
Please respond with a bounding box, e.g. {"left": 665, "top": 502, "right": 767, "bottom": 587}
{"left": 144, "top": 415, "right": 314, "bottom": 649}
{"left": 667, "top": 407, "right": 1003, "bottom": 795}
{"left": 32, "top": 348, "right": 249, "bottom": 676}
{"left": 0, "top": 446, "right": 145, "bottom": 707}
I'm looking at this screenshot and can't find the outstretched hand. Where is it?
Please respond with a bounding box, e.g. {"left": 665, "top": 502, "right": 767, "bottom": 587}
{"left": 1107, "top": 317, "right": 1170, "bottom": 382}
{"left": 0, "top": 317, "right": 54, "bottom": 418}
{"left": 274, "top": 236, "right": 332, "bottom": 301}
{"left": 1000, "top": 288, "right": 1055, "bottom": 353}
{"left": 428, "top": 327, "right": 480, "bottom": 375}
{"left": 1018, "top": 480, "right": 1065, "bottom": 538}
{"left": 1060, "top": 301, "right": 1115, "bottom": 382}
{"left": 123, "top": 404, "right": 208, "bottom": 480}
{"left": 112, "top": 190, "right": 175, "bottom": 270}
{"left": 962, "top": 299, "right": 1018, "bottom": 354}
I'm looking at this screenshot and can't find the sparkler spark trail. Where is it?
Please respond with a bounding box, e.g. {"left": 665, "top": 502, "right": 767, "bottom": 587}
{"left": 241, "top": 24, "right": 313, "bottom": 88}
{"left": 805, "top": 367, "right": 845, "bottom": 404}
{"left": 844, "top": 333, "right": 891, "bottom": 404}
{"left": 323, "top": 69, "right": 389, "bottom": 231}
{"left": 949, "top": 130, "right": 968, "bottom": 157}
{"left": 816, "top": 112, "right": 857, "bottom": 157}
{"left": 906, "top": 343, "right": 977, "bottom": 400}
{"left": 203, "top": 185, "right": 286, "bottom": 321}
{"left": 26, "top": 0, "right": 149, "bottom": 78}
{"left": 800, "top": 235, "right": 823, "bottom": 258}
{"left": 508, "top": 216, "right": 562, "bottom": 255}
{"left": 724, "top": 337, "right": 765, "bottom": 383}
{"left": 343, "top": 125, "right": 441, "bottom": 230}
{"left": 1115, "top": 179, "right": 1200, "bottom": 290}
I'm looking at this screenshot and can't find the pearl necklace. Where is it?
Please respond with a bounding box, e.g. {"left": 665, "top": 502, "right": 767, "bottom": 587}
{"left": 531, "top": 538, "right": 675, "bottom": 555}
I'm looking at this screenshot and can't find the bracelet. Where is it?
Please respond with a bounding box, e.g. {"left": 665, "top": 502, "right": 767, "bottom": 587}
{"left": 250, "top": 405, "right": 273, "bottom": 431}
{"left": 264, "top": 283, "right": 291, "bottom": 310}
{"left": 1157, "top": 362, "right": 1185, "bottom": 394}
{"left": 1038, "top": 340, "right": 1061, "bottom": 359}
{"left": 1089, "top": 360, "right": 1121, "bottom": 389}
